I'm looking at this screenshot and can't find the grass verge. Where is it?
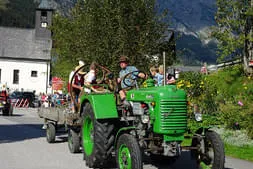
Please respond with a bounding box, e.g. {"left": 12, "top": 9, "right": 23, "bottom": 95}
{"left": 225, "top": 143, "right": 253, "bottom": 162}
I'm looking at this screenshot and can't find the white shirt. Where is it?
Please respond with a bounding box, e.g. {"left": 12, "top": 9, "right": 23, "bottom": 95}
{"left": 85, "top": 70, "right": 96, "bottom": 83}
{"left": 69, "top": 71, "right": 75, "bottom": 83}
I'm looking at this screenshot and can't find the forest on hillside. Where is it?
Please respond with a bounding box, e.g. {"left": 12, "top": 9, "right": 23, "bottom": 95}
{"left": 0, "top": 0, "right": 38, "bottom": 28}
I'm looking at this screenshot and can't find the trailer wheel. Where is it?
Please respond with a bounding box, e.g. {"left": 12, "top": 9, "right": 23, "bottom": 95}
{"left": 68, "top": 128, "right": 80, "bottom": 153}
{"left": 46, "top": 122, "right": 56, "bottom": 143}
{"left": 116, "top": 134, "right": 142, "bottom": 169}
{"left": 81, "top": 103, "right": 114, "bottom": 168}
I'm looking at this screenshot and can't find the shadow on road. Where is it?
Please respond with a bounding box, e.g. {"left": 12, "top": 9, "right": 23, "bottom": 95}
{"left": 142, "top": 152, "right": 234, "bottom": 169}
{"left": 143, "top": 151, "right": 198, "bottom": 169}
{"left": 0, "top": 124, "right": 44, "bottom": 144}
{"left": 0, "top": 114, "right": 23, "bottom": 117}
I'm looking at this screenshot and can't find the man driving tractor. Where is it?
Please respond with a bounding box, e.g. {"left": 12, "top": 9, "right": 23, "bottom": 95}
{"left": 117, "top": 55, "right": 146, "bottom": 106}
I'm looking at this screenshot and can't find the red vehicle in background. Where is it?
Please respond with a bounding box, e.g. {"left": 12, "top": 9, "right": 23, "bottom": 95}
{"left": 0, "top": 85, "right": 13, "bottom": 116}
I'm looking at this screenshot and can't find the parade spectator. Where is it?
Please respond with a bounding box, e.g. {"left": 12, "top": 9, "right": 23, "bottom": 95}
{"left": 201, "top": 62, "right": 208, "bottom": 75}
{"left": 167, "top": 73, "right": 176, "bottom": 85}
{"left": 175, "top": 69, "right": 180, "bottom": 79}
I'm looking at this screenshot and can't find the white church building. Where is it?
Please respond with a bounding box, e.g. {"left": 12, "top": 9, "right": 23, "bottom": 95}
{"left": 0, "top": 0, "right": 53, "bottom": 94}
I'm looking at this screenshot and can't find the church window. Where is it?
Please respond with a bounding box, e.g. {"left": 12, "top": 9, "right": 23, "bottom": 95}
{"left": 31, "top": 71, "right": 38, "bottom": 77}
{"left": 13, "top": 69, "right": 19, "bottom": 84}
{"left": 41, "top": 11, "right": 47, "bottom": 20}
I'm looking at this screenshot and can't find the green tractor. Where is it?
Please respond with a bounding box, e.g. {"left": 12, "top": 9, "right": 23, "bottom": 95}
{"left": 72, "top": 67, "right": 225, "bottom": 169}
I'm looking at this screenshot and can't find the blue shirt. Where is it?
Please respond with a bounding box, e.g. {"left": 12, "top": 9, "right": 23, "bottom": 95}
{"left": 119, "top": 66, "right": 138, "bottom": 89}
{"left": 154, "top": 73, "right": 164, "bottom": 86}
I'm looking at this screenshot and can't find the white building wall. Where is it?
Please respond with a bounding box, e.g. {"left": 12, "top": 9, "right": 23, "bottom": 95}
{"left": 0, "top": 59, "right": 50, "bottom": 95}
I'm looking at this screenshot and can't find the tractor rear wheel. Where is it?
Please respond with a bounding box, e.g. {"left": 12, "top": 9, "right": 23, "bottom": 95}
{"left": 116, "top": 134, "right": 142, "bottom": 169}
{"left": 81, "top": 103, "right": 114, "bottom": 168}
{"left": 68, "top": 128, "right": 80, "bottom": 153}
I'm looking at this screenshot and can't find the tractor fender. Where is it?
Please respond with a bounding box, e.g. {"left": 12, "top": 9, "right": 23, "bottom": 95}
{"left": 80, "top": 93, "right": 118, "bottom": 119}
{"left": 114, "top": 127, "right": 137, "bottom": 148}
{"left": 195, "top": 127, "right": 212, "bottom": 135}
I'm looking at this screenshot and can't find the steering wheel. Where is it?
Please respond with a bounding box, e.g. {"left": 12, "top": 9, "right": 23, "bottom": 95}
{"left": 122, "top": 70, "right": 147, "bottom": 88}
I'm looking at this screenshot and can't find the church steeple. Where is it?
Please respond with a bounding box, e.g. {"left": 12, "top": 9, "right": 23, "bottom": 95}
{"left": 38, "top": 0, "right": 53, "bottom": 10}
{"left": 35, "top": 0, "right": 54, "bottom": 40}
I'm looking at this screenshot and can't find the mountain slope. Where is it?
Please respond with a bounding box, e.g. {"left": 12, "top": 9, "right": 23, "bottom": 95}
{"left": 157, "top": 0, "right": 218, "bottom": 64}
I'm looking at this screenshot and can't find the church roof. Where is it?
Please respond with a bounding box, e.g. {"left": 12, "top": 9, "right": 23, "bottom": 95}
{"left": 0, "top": 27, "right": 51, "bottom": 61}
{"left": 38, "top": 0, "right": 54, "bottom": 10}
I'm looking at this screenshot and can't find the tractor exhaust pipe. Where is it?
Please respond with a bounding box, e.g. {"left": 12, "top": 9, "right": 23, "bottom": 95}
{"left": 163, "top": 51, "right": 166, "bottom": 86}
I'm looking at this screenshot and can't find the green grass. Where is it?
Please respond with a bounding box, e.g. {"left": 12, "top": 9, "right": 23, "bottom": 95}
{"left": 181, "top": 137, "right": 192, "bottom": 146}
{"left": 225, "top": 143, "right": 253, "bottom": 162}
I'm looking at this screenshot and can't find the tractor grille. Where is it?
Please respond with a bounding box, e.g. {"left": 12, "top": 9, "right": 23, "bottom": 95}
{"left": 159, "top": 100, "right": 187, "bottom": 133}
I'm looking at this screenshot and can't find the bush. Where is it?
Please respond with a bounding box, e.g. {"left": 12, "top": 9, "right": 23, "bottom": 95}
{"left": 177, "top": 71, "right": 218, "bottom": 114}
{"left": 178, "top": 65, "right": 253, "bottom": 138}
{"left": 214, "top": 127, "right": 253, "bottom": 147}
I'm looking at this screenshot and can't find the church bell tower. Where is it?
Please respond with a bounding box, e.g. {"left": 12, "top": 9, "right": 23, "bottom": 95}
{"left": 35, "top": 0, "right": 54, "bottom": 40}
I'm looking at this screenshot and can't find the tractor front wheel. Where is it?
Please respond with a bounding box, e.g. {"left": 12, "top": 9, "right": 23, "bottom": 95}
{"left": 116, "top": 134, "right": 142, "bottom": 169}
{"left": 193, "top": 130, "right": 225, "bottom": 169}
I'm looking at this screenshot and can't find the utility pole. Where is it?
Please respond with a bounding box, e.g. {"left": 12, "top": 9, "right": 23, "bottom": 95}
{"left": 244, "top": 0, "right": 253, "bottom": 74}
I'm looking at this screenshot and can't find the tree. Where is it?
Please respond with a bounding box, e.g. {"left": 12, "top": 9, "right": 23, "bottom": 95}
{"left": 0, "top": 0, "right": 8, "bottom": 11}
{"left": 51, "top": 0, "right": 174, "bottom": 81}
{"left": 0, "top": 0, "right": 38, "bottom": 27}
{"left": 213, "top": 0, "right": 253, "bottom": 73}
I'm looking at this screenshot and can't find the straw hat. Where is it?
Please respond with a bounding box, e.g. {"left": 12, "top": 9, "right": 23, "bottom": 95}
{"left": 75, "top": 64, "right": 86, "bottom": 75}
{"left": 79, "top": 60, "right": 85, "bottom": 66}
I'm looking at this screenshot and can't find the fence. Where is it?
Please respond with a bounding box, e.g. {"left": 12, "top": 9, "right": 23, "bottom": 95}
{"left": 13, "top": 98, "right": 30, "bottom": 108}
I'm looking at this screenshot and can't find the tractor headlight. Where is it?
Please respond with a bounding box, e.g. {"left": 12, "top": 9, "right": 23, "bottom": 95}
{"left": 141, "top": 115, "right": 149, "bottom": 123}
{"left": 2, "top": 101, "right": 6, "bottom": 104}
{"left": 194, "top": 112, "right": 202, "bottom": 122}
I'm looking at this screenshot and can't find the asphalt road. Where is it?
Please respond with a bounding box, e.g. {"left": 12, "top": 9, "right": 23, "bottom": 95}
{"left": 0, "top": 108, "right": 252, "bottom": 169}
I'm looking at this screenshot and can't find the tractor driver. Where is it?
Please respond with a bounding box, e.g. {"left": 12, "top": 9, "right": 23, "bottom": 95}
{"left": 117, "top": 55, "right": 146, "bottom": 106}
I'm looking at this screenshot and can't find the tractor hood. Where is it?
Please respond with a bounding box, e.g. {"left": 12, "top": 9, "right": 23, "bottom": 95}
{"left": 126, "top": 85, "right": 186, "bottom": 102}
